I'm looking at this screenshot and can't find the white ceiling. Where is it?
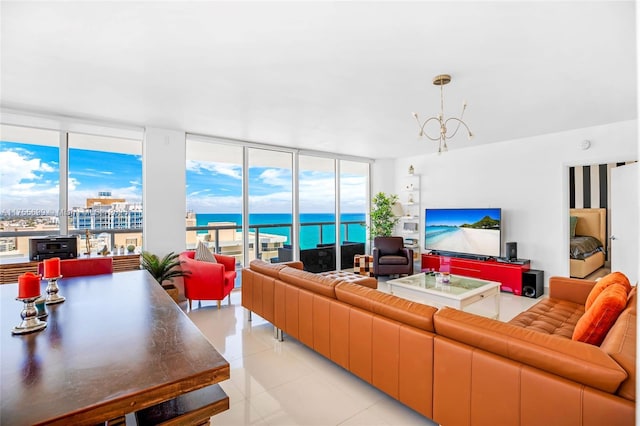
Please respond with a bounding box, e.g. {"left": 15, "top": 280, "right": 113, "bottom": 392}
{"left": 1, "top": 1, "right": 636, "bottom": 159}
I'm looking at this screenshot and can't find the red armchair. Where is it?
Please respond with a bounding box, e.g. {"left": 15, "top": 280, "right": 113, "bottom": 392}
{"left": 179, "top": 250, "right": 237, "bottom": 310}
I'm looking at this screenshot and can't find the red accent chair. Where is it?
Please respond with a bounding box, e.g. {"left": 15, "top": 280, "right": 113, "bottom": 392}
{"left": 38, "top": 257, "right": 113, "bottom": 277}
{"left": 179, "top": 251, "right": 237, "bottom": 310}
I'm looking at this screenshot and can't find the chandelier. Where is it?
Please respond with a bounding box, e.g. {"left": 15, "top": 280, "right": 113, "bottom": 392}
{"left": 412, "top": 74, "right": 473, "bottom": 153}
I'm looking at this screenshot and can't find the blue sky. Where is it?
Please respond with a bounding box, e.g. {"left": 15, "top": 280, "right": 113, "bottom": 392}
{"left": 1, "top": 141, "right": 142, "bottom": 213}
{"left": 425, "top": 208, "right": 501, "bottom": 227}
{"left": 186, "top": 159, "right": 367, "bottom": 213}
{"left": 1, "top": 141, "right": 367, "bottom": 214}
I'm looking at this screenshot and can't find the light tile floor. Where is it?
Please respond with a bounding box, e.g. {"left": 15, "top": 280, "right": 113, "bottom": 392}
{"left": 183, "top": 282, "right": 543, "bottom": 426}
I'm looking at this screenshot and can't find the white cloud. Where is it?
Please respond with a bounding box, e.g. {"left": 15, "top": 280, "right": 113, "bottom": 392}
{"left": 0, "top": 150, "right": 60, "bottom": 210}
{"left": 187, "top": 194, "right": 242, "bottom": 213}
{"left": 68, "top": 177, "right": 79, "bottom": 192}
{"left": 70, "top": 169, "right": 112, "bottom": 179}
{"left": 1, "top": 150, "right": 52, "bottom": 184}
{"left": 188, "top": 188, "right": 211, "bottom": 197}
{"left": 186, "top": 160, "right": 242, "bottom": 180}
{"left": 258, "top": 168, "right": 291, "bottom": 188}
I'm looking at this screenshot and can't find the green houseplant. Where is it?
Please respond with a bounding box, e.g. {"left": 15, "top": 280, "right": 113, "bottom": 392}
{"left": 140, "top": 251, "right": 189, "bottom": 303}
{"left": 370, "top": 192, "right": 400, "bottom": 238}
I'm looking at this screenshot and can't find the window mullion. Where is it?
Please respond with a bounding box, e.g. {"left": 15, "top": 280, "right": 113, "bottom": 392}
{"left": 59, "top": 132, "right": 69, "bottom": 235}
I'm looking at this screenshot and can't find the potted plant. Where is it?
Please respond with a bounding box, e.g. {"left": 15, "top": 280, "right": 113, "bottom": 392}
{"left": 140, "top": 251, "right": 189, "bottom": 303}
{"left": 127, "top": 244, "right": 136, "bottom": 254}
{"left": 370, "top": 192, "right": 400, "bottom": 238}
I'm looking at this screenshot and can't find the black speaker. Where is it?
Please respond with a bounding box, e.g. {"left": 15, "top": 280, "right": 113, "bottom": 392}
{"left": 505, "top": 242, "right": 517, "bottom": 260}
{"left": 522, "top": 269, "right": 544, "bottom": 298}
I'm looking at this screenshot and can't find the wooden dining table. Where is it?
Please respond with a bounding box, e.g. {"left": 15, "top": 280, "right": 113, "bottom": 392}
{"left": 0, "top": 270, "right": 230, "bottom": 425}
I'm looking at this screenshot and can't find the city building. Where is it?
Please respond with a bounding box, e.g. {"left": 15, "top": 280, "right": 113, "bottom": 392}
{"left": 65, "top": 193, "right": 143, "bottom": 253}
{"left": 70, "top": 194, "right": 143, "bottom": 231}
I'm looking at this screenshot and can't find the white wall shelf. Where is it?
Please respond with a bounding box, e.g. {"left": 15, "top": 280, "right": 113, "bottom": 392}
{"left": 397, "top": 174, "right": 420, "bottom": 259}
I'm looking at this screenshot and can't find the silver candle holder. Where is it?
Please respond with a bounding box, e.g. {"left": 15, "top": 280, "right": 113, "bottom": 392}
{"left": 45, "top": 275, "right": 65, "bottom": 305}
{"left": 35, "top": 295, "right": 48, "bottom": 319}
{"left": 12, "top": 296, "right": 47, "bottom": 335}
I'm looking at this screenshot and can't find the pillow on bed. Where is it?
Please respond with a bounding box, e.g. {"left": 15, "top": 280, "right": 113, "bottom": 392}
{"left": 570, "top": 216, "right": 578, "bottom": 238}
{"left": 585, "top": 271, "right": 631, "bottom": 310}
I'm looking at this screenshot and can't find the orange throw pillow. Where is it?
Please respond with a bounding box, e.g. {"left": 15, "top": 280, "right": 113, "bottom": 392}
{"left": 585, "top": 272, "right": 631, "bottom": 310}
{"left": 573, "top": 284, "right": 628, "bottom": 346}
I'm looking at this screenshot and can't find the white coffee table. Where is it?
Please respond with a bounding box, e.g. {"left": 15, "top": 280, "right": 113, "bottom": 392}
{"left": 386, "top": 272, "right": 501, "bottom": 319}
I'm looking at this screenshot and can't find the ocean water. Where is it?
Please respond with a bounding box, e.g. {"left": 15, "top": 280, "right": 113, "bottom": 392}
{"left": 196, "top": 213, "right": 366, "bottom": 249}
{"left": 425, "top": 226, "right": 460, "bottom": 245}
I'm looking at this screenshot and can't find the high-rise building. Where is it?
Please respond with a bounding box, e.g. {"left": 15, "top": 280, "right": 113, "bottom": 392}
{"left": 70, "top": 192, "right": 142, "bottom": 230}
{"left": 85, "top": 191, "right": 125, "bottom": 208}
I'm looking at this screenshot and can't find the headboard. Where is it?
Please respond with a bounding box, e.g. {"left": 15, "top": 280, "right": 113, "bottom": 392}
{"left": 569, "top": 208, "right": 607, "bottom": 247}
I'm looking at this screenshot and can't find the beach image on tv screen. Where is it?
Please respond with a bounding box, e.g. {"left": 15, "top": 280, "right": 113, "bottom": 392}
{"left": 425, "top": 208, "right": 501, "bottom": 257}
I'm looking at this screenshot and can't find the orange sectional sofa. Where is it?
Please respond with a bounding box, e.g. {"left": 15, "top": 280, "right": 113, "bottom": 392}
{"left": 241, "top": 260, "right": 636, "bottom": 425}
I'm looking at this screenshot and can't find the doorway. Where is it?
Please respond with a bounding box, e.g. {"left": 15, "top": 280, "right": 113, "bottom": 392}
{"left": 567, "top": 161, "right": 637, "bottom": 279}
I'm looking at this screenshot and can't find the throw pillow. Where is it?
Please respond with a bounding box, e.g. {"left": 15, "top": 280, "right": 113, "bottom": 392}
{"left": 195, "top": 241, "right": 217, "bottom": 263}
{"left": 585, "top": 271, "right": 631, "bottom": 310}
{"left": 627, "top": 286, "right": 637, "bottom": 314}
{"left": 572, "top": 283, "right": 628, "bottom": 346}
{"left": 569, "top": 216, "right": 578, "bottom": 238}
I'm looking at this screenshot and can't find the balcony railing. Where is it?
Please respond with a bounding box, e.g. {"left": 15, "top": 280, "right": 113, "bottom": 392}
{"left": 186, "top": 220, "right": 366, "bottom": 262}
{"left": 0, "top": 228, "right": 143, "bottom": 260}
{"left": 1, "top": 221, "right": 367, "bottom": 265}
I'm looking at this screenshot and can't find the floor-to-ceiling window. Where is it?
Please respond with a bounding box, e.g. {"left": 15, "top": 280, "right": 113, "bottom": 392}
{"left": 0, "top": 125, "right": 61, "bottom": 257}
{"left": 298, "top": 155, "right": 336, "bottom": 271}
{"left": 184, "top": 135, "right": 371, "bottom": 273}
{"left": 185, "top": 138, "right": 244, "bottom": 265}
{"left": 0, "top": 120, "right": 143, "bottom": 261}
{"left": 339, "top": 160, "right": 369, "bottom": 268}
{"left": 68, "top": 133, "right": 143, "bottom": 255}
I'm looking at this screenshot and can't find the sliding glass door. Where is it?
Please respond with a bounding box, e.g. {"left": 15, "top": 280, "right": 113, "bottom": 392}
{"left": 185, "top": 138, "right": 245, "bottom": 266}
{"left": 247, "top": 148, "right": 293, "bottom": 263}
{"left": 339, "top": 160, "right": 369, "bottom": 269}
{"left": 298, "top": 155, "right": 336, "bottom": 271}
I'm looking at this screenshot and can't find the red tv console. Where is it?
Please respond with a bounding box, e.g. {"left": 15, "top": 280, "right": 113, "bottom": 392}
{"left": 421, "top": 253, "right": 530, "bottom": 296}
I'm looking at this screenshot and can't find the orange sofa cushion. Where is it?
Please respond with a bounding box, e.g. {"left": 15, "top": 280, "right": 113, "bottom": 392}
{"left": 573, "top": 283, "right": 629, "bottom": 346}
{"left": 585, "top": 271, "right": 631, "bottom": 310}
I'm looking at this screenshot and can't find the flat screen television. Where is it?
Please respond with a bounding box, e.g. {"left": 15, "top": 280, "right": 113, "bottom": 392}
{"left": 424, "top": 208, "right": 502, "bottom": 259}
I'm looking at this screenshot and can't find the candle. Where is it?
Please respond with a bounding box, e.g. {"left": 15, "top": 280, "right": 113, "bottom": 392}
{"left": 18, "top": 272, "right": 41, "bottom": 299}
{"left": 43, "top": 257, "right": 61, "bottom": 279}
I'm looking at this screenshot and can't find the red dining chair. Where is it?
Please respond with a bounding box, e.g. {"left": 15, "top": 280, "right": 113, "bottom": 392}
{"left": 38, "top": 257, "right": 113, "bottom": 277}
{"left": 179, "top": 250, "right": 237, "bottom": 310}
